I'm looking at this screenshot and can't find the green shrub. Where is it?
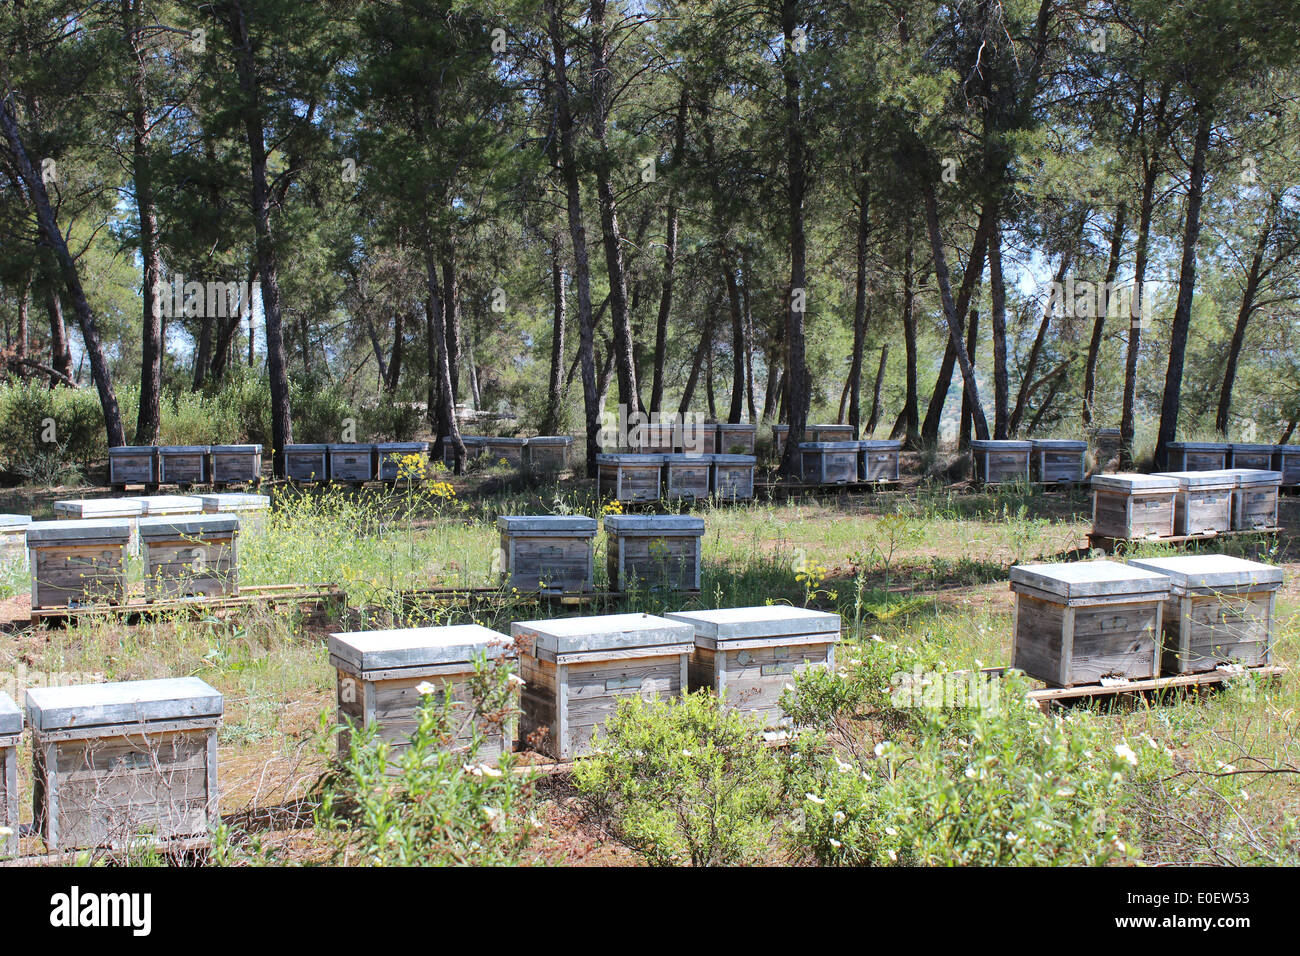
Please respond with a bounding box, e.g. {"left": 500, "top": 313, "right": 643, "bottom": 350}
{"left": 289, "top": 372, "right": 354, "bottom": 443}
{"left": 0, "top": 380, "right": 105, "bottom": 473}
{"left": 316, "top": 656, "right": 534, "bottom": 866}
{"left": 789, "top": 670, "right": 1144, "bottom": 866}
{"left": 574, "top": 691, "right": 784, "bottom": 865}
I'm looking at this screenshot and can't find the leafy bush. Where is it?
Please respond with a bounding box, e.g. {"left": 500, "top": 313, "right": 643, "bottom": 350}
{"left": 0, "top": 380, "right": 105, "bottom": 473}
{"left": 788, "top": 670, "right": 1143, "bottom": 866}
{"left": 574, "top": 691, "right": 784, "bottom": 865}
{"left": 289, "top": 372, "right": 354, "bottom": 443}
{"left": 316, "top": 656, "right": 534, "bottom": 866}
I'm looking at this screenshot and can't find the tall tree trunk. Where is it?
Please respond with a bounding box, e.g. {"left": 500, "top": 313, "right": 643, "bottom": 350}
{"left": 679, "top": 294, "right": 718, "bottom": 415}
{"left": 547, "top": 0, "right": 599, "bottom": 474}
{"left": 1215, "top": 192, "right": 1278, "bottom": 435}
{"left": 761, "top": 349, "right": 780, "bottom": 423}
{"left": 441, "top": 251, "right": 460, "bottom": 401}
{"left": 386, "top": 309, "right": 406, "bottom": 394}
{"left": 847, "top": 174, "right": 871, "bottom": 439}
{"left": 960, "top": 308, "right": 980, "bottom": 449}
{"left": 724, "top": 254, "right": 745, "bottom": 422}
{"left": 15, "top": 270, "right": 30, "bottom": 366}
{"left": 920, "top": 200, "right": 994, "bottom": 444}
{"left": 988, "top": 217, "right": 1010, "bottom": 438}
{"left": 896, "top": 224, "right": 920, "bottom": 446}
{"left": 741, "top": 250, "right": 757, "bottom": 422}
{"left": 921, "top": 178, "right": 990, "bottom": 441}
{"left": 1, "top": 92, "right": 125, "bottom": 445}
{"left": 1121, "top": 83, "right": 1169, "bottom": 470}
{"left": 649, "top": 91, "right": 686, "bottom": 413}
{"left": 542, "top": 238, "right": 567, "bottom": 435}
{"left": 589, "top": 0, "right": 640, "bottom": 414}
{"left": 225, "top": 0, "right": 292, "bottom": 475}
{"left": 867, "top": 344, "right": 888, "bottom": 434}
{"left": 777, "top": 0, "right": 809, "bottom": 476}
{"left": 124, "top": 0, "right": 163, "bottom": 444}
{"left": 1155, "top": 103, "right": 1213, "bottom": 469}
{"left": 424, "top": 252, "right": 465, "bottom": 472}
{"left": 1082, "top": 202, "right": 1127, "bottom": 427}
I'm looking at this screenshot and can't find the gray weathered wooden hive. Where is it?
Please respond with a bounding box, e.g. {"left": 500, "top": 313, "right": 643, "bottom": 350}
{"left": 512, "top": 612, "right": 694, "bottom": 759}
{"left": 108, "top": 445, "right": 157, "bottom": 486}
{"left": 799, "top": 441, "right": 860, "bottom": 485}
{"left": 157, "top": 445, "right": 209, "bottom": 486}
{"left": 1229, "top": 468, "right": 1282, "bottom": 531}
{"left": 25, "top": 676, "right": 223, "bottom": 850}
{"left": 0, "top": 691, "right": 19, "bottom": 854}
{"left": 666, "top": 605, "right": 841, "bottom": 726}
{"left": 711, "top": 454, "right": 756, "bottom": 500}
{"left": 285, "top": 443, "right": 329, "bottom": 482}
{"left": 27, "top": 518, "right": 132, "bottom": 609}
{"left": 329, "top": 624, "right": 518, "bottom": 764}
{"left": 661, "top": 453, "right": 712, "bottom": 500}
{"left": 497, "top": 515, "right": 598, "bottom": 593}
{"left": 1165, "top": 441, "right": 1229, "bottom": 471}
{"left": 1010, "top": 560, "right": 1171, "bottom": 687}
{"left": 858, "top": 439, "right": 902, "bottom": 481}
{"left": 597, "top": 453, "right": 665, "bottom": 503}
{"left": 971, "top": 439, "right": 1032, "bottom": 484}
{"left": 1128, "top": 554, "right": 1282, "bottom": 674}
{"left": 1154, "top": 470, "right": 1235, "bottom": 535}
{"left": 375, "top": 441, "right": 429, "bottom": 480}
{"left": 1030, "top": 439, "right": 1087, "bottom": 483}
{"left": 138, "top": 514, "right": 240, "bottom": 598}
{"left": 604, "top": 514, "right": 705, "bottom": 592}
{"left": 1090, "top": 472, "right": 1179, "bottom": 539}
{"left": 210, "top": 443, "right": 262, "bottom": 485}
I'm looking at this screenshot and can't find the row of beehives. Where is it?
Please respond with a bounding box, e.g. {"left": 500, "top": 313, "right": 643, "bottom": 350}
{"left": 1011, "top": 554, "right": 1282, "bottom": 687}
{"left": 108, "top": 443, "right": 263, "bottom": 487}
{"left": 969, "top": 438, "right": 1093, "bottom": 484}
{"left": 596, "top": 453, "right": 757, "bottom": 501}
{"left": 0, "top": 605, "right": 840, "bottom": 852}
{"left": 1162, "top": 441, "right": 1300, "bottom": 484}
{"left": 9, "top": 494, "right": 269, "bottom": 609}
{"left": 1091, "top": 469, "right": 1281, "bottom": 540}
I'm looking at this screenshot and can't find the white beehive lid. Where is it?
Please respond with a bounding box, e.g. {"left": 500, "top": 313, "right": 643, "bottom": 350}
{"left": 0, "top": 514, "right": 33, "bottom": 531}
{"left": 330, "top": 624, "right": 514, "bottom": 674}
{"left": 1154, "top": 470, "right": 1238, "bottom": 489}
{"left": 497, "top": 515, "right": 597, "bottom": 534}
{"left": 859, "top": 439, "right": 901, "bottom": 450}
{"left": 712, "top": 454, "right": 756, "bottom": 464}
{"left": 1030, "top": 439, "right": 1087, "bottom": 451}
{"left": 27, "top": 518, "right": 131, "bottom": 544}
{"left": 666, "top": 605, "right": 840, "bottom": 641}
{"left": 125, "top": 495, "right": 203, "bottom": 515}
{"left": 286, "top": 443, "right": 328, "bottom": 452}
{"left": 0, "top": 691, "right": 21, "bottom": 736}
{"left": 1010, "top": 560, "right": 1171, "bottom": 599}
{"left": 513, "top": 612, "right": 693, "bottom": 655}
{"left": 1091, "top": 472, "right": 1179, "bottom": 492}
{"left": 603, "top": 515, "right": 705, "bottom": 535}
{"left": 798, "top": 441, "right": 859, "bottom": 450}
{"left": 54, "top": 498, "right": 144, "bottom": 519}
{"left": 157, "top": 445, "right": 209, "bottom": 454}
{"left": 1127, "top": 554, "right": 1283, "bottom": 594}
{"left": 596, "top": 453, "right": 665, "bottom": 464}
{"left": 196, "top": 493, "right": 269, "bottom": 511}
{"left": 1169, "top": 441, "right": 1229, "bottom": 451}
{"left": 138, "top": 514, "right": 239, "bottom": 539}
{"left": 108, "top": 445, "right": 153, "bottom": 457}
{"left": 211, "top": 444, "right": 262, "bottom": 453}
{"left": 528, "top": 435, "right": 573, "bottom": 445}
{"left": 26, "top": 677, "right": 223, "bottom": 732}
{"left": 971, "top": 439, "right": 1032, "bottom": 451}
{"left": 1232, "top": 468, "right": 1283, "bottom": 488}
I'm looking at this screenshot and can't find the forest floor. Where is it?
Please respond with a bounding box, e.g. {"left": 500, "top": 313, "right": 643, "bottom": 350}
{"left": 1, "top": 467, "right": 1297, "bottom": 865}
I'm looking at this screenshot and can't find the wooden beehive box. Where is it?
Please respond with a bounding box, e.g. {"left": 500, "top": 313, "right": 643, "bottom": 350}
{"left": 716, "top": 423, "right": 757, "bottom": 455}
{"left": 1129, "top": 555, "right": 1282, "bottom": 675}
{"left": 25, "top": 677, "right": 222, "bottom": 851}
{"left": 0, "top": 514, "right": 32, "bottom": 568}
{"left": 376, "top": 441, "right": 429, "bottom": 481}
{"left": 196, "top": 493, "right": 270, "bottom": 534}
{"left": 799, "top": 441, "right": 859, "bottom": 484}
{"left": 523, "top": 436, "right": 572, "bottom": 472}
{"left": 971, "top": 439, "right": 1032, "bottom": 484}
{"left": 662, "top": 453, "right": 711, "bottom": 500}
{"left": 712, "top": 454, "right": 756, "bottom": 500}
{"left": 1031, "top": 439, "right": 1087, "bottom": 483}
{"left": 858, "top": 439, "right": 901, "bottom": 481}
{"left": 674, "top": 420, "right": 716, "bottom": 455}
{"left": 285, "top": 443, "right": 329, "bottom": 482}
{"left": 512, "top": 613, "right": 694, "bottom": 759}
{"left": 1090, "top": 473, "right": 1178, "bottom": 540}
{"left": 443, "top": 435, "right": 485, "bottom": 467}
{"left": 328, "top": 443, "right": 376, "bottom": 484}
{"left": 329, "top": 624, "right": 519, "bottom": 765}
{"left": 1231, "top": 469, "right": 1281, "bottom": 531}
{"left": 0, "top": 692, "right": 18, "bottom": 856}
{"left": 1155, "top": 470, "right": 1235, "bottom": 535}
{"left": 808, "top": 424, "right": 855, "bottom": 443}
{"left": 210, "top": 443, "right": 262, "bottom": 486}
{"left": 27, "top": 519, "right": 131, "bottom": 609}
{"left": 597, "top": 453, "right": 664, "bottom": 503}
{"left": 139, "top": 514, "right": 239, "bottom": 598}
{"left": 629, "top": 421, "right": 676, "bottom": 454}
{"left": 108, "top": 445, "right": 157, "bottom": 488}
{"left": 605, "top": 514, "right": 704, "bottom": 592}
{"left": 157, "top": 445, "right": 209, "bottom": 487}
{"left": 1010, "top": 560, "right": 1171, "bottom": 687}
{"left": 497, "top": 515, "right": 597, "bottom": 593}
{"left": 1229, "top": 443, "right": 1276, "bottom": 470}
{"left": 482, "top": 436, "right": 527, "bottom": 466}
{"left": 1092, "top": 427, "right": 1122, "bottom": 471}
{"left": 1272, "top": 445, "right": 1300, "bottom": 487}
{"left": 1165, "top": 441, "right": 1229, "bottom": 471}
{"left": 667, "top": 605, "right": 840, "bottom": 726}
